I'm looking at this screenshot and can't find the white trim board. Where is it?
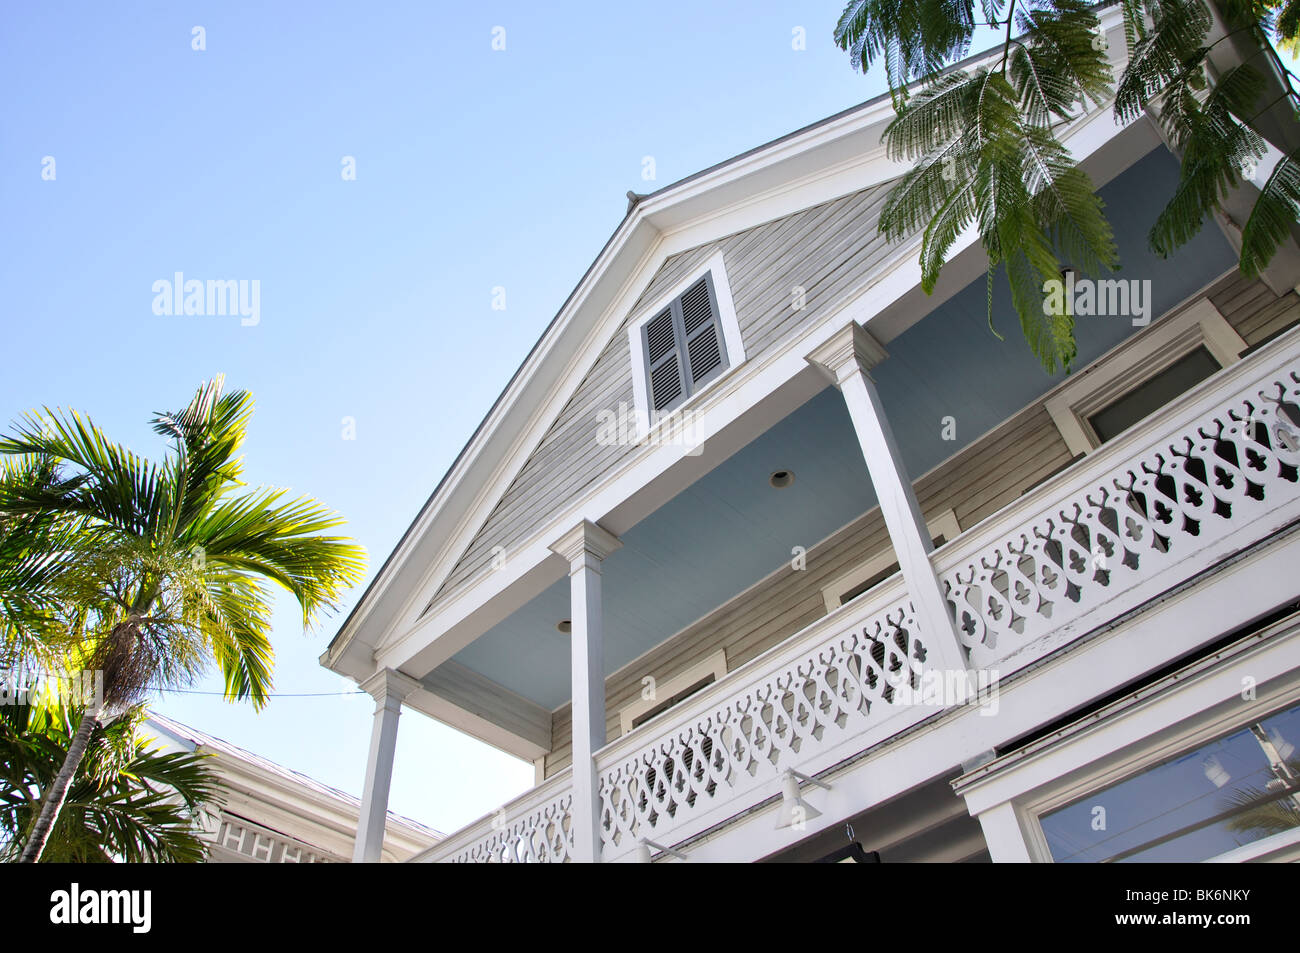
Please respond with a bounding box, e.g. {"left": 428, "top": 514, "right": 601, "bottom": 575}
{"left": 617, "top": 649, "right": 728, "bottom": 737}
{"left": 1045, "top": 285, "right": 1247, "bottom": 456}
{"left": 819, "top": 508, "right": 961, "bottom": 613}
{"left": 954, "top": 616, "right": 1300, "bottom": 862}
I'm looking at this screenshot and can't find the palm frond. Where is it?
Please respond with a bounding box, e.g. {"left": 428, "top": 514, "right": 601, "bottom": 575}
{"left": 1240, "top": 149, "right": 1300, "bottom": 275}
{"left": 835, "top": 0, "right": 982, "bottom": 95}
{"left": 0, "top": 701, "right": 217, "bottom": 863}
{"left": 1114, "top": 0, "right": 1213, "bottom": 123}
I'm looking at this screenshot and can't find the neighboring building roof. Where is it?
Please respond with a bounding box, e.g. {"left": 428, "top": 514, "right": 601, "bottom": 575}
{"left": 144, "top": 712, "right": 441, "bottom": 862}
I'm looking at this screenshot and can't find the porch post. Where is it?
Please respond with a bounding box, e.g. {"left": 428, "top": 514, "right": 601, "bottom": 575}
{"left": 353, "top": 668, "right": 420, "bottom": 863}
{"left": 550, "top": 519, "right": 622, "bottom": 863}
{"left": 806, "top": 322, "right": 970, "bottom": 678}
{"left": 972, "top": 801, "right": 1038, "bottom": 862}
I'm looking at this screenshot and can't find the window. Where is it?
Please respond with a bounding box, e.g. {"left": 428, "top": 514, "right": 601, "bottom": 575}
{"left": 643, "top": 274, "right": 727, "bottom": 413}
{"left": 1039, "top": 700, "right": 1300, "bottom": 863}
{"left": 820, "top": 509, "right": 961, "bottom": 612}
{"left": 1044, "top": 297, "right": 1247, "bottom": 456}
{"left": 1087, "top": 346, "right": 1220, "bottom": 444}
{"left": 630, "top": 675, "right": 716, "bottom": 730}
{"left": 627, "top": 251, "right": 745, "bottom": 437}
{"left": 618, "top": 650, "right": 727, "bottom": 736}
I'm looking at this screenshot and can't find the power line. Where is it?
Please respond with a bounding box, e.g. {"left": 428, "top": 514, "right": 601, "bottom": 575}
{"left": 150, "top": 688, "right": 365, "bottom": 697}
{"left": 2, "top": 668, "right": 366, "bottom": 699}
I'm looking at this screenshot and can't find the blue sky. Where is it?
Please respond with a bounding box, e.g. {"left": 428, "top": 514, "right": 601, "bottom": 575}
{"left": 0, "top": 1, "right": 899, "bottom": 832}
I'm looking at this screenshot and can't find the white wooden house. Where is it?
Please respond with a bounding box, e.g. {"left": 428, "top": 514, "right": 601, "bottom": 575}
{"left": 145, "top": 714, "right": 440, "bottom": 863}
{"left": 325, "top": 6, "right": 1300, "bottom": 863}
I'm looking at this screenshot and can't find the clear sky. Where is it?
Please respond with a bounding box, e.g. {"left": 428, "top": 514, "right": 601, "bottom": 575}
{"left": 0, "top": 1, "right": 904, "bottom": 833}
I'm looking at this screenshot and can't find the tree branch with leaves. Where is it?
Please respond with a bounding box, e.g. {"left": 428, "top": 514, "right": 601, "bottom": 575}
{"left": 0, "top": 377, "right": 366, "bottom": 862}
{"left": 835, "top": 0, "right": 1300, "bottom": 372}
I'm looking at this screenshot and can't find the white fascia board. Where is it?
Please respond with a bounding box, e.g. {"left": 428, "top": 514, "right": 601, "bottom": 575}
{"left": 344, "top": 6, "right": 1144, "bottom": 681}
{"left": 324, "top": 217, "right": 662, "bottom": 671}
{"left": 404, "top": 686, "right": 549, "bottom": 763}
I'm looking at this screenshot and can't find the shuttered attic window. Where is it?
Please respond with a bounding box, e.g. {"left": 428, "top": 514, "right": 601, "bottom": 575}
{"left": 641, "top": 272, "right": 729, "bottom": 414}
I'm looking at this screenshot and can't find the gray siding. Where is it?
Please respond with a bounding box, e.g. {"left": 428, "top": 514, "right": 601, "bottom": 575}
{"left": 541, "top": 276, "right": 1300, "bottom": 776}
{"left": 429, "top": 184, "right": 897, "bottom": 606}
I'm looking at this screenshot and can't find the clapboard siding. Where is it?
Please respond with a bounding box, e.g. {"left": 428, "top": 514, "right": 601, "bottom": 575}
{"left": 1210, "top": 272, "right": 1300, "bottom": 345}
{"left": 542, "top": 275, "right": 1300, "bottom": 776}
{"left": 430, "top": 183, "right": 899, "bottom": 605}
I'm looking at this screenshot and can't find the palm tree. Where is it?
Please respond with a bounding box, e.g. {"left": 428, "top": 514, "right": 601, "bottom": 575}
{"left": 0, "top": 700, "right": 219, "bottom": 862}
{"left": 0, "top": 377, "right": 365, "bottom": 862}
{"left": 0, "top": 455, "right": 94, "bottom": 672}
{"left": 832, "top": 0, "right": 1300, "bottom": 372}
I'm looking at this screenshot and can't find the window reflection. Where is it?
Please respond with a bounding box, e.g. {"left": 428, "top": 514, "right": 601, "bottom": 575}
{"left": 1040, "top": 702, "right": 1300, "bottom": 862}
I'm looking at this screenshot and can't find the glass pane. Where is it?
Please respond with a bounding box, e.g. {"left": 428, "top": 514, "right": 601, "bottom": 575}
{"left": 1088, "top": 347, "right": 1220, "bottom": 443}
{"left": 840, "top": 562, "right": 898, "bottom": 606}
{"left": 1040, "top": 701, "right": 1300, "bottom": 862}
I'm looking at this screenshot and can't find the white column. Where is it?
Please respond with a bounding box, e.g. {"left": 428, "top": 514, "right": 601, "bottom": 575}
{"left": 974, "top": 801, "right": 1038, "bottom": 862}
{"left": 550, "top": 519, "right": 622, "bottom": 863}
{"left": 352, "top": 668, "right": 420, "bottom": 863}
{"left": 807, "top": 322, "right": 969, "bottom": 678}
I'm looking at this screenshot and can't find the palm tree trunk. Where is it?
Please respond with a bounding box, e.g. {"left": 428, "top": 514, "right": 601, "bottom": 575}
{"left": 18, "top": 705, "right": 100, "bottom": 863}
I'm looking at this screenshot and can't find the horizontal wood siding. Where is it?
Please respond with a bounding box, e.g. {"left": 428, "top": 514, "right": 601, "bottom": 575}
{"left": 1210, "top": 272, "right": 1300, "bottom": 346}
{"left": 430, "top": 184, "right": 897, "bottom": 605}
{"left": 542, "top": 274, "right": 1300, "bottom": 776}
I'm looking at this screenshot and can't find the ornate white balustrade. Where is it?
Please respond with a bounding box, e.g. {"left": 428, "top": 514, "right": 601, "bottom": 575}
{"left": 936, "top": 330, "right": 1300, "bottom": 678}
{"left": 410, "top": 767, "right": 575, "bottom": 863}
{"left": 595, "top": 585, "right": 938, "bottom": 856}
{"left": 416, "top": 328, "right": 1300, "bottom": 863}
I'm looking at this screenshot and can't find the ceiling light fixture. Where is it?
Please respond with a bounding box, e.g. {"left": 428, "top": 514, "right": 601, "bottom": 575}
{"left": 769, "top": 469, "right": 795, "bottom": 489}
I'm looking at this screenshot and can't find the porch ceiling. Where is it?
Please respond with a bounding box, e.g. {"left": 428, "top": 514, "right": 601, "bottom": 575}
{"left": 436, "top": 148, "right": 1236, "bottom": 712}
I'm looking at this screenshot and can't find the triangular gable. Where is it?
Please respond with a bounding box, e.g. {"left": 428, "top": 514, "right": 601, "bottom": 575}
{"left": 427, "top": 181, "right": 895, "bottom": 611}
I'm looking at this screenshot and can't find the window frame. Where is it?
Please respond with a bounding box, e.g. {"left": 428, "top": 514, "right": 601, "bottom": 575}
{"left": 627, "top": 251, "right": 745, "bottom": 440}
{"left": 1044, "top": 296, "right": 1247, "bottom": 457}
{"left": 618, "top": 649, "right": 728, "bottom": 737}
{"left": 1026, "top": 690, "right": 1300, "bottom": 863}
{"left": 955, "top": 619, "right": 1300, "bottom": 863}
{"left": 819, "top": 509, "right": 961, "bottom": 613}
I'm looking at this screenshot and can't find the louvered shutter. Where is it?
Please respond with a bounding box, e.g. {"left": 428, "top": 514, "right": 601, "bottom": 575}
{"left": 640, "top": 272, "right": 729, "bottom": 414}
{"left": 678, "top": 274, "right": 727, "bottom": 390}
{"left": 643, "top": 305, "right": 688, "bottom": 412}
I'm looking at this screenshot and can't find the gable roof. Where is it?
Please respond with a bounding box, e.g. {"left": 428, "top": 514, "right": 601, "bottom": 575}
{"left": 323, "top": 4, "right": 1159, "bottom": 685}
{"left": 323, "top": 87, "right": 913, "bottom": 677}
{"left": 428, "top": 182, "right": 898, "bottom": 608}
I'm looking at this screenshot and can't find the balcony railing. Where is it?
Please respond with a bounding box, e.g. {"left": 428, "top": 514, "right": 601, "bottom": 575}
{"left": 416, "top": 326, "right": 1300, "bottom": 862}
{"left": 409, "top": 767, "right": 575, "bottom": 863}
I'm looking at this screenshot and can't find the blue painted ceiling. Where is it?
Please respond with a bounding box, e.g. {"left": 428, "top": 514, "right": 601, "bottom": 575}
{"left": 444, "top": 148, "right": 1236, "bottom": 710}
